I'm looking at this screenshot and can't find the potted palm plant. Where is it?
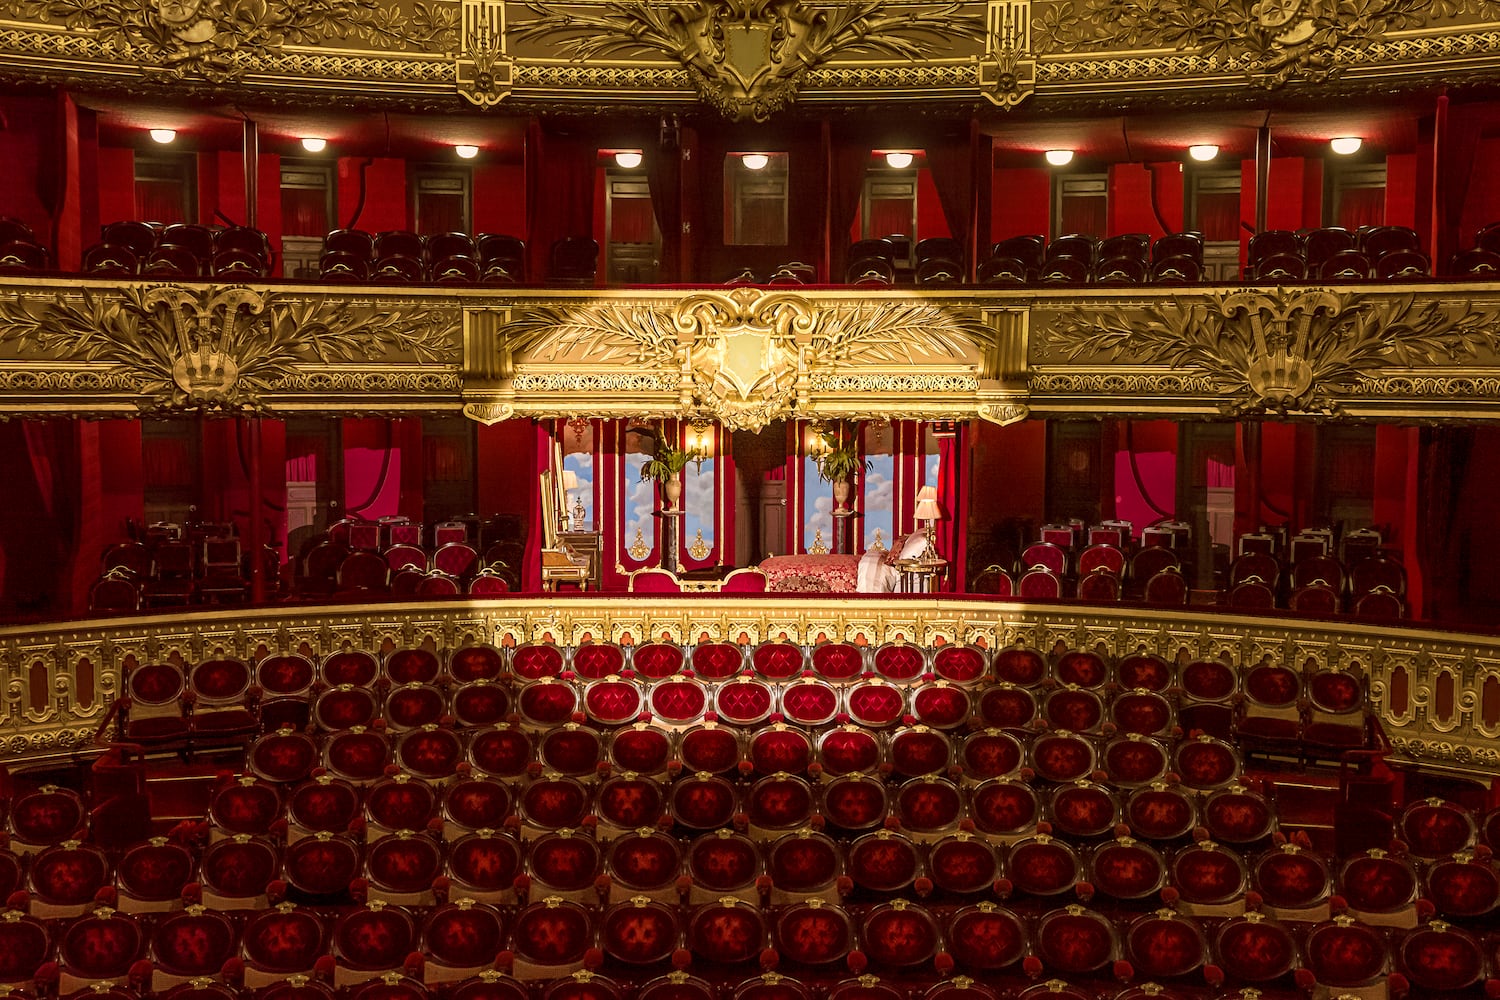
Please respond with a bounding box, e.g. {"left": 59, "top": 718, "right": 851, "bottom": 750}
{"left": 640, "top": 440, "right": 692, "bottom": 509}
{"left": 816, "top": 437, "right": 871, "bottom": 513}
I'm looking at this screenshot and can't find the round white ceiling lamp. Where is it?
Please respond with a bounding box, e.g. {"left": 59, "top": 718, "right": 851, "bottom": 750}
{"left": 1044, "top": 149, "right": 1074, "bottom": 166}
{"left": 149, "top": 129, "right": 177, "bottom": 144}
{"left": 741, "top": 153, "right": 770, "bottom": 170}
{"left": 1330, "top": 136, "right": 1363, "bottom": 155}
{"left": 455, "top": 144, "right": 480, "bottom": 159}
{"left": 300, "top": 137, "right": 328, "bottom": 153}
{"left": 1188, "top": 144, "right": 1219, "bottom": 161}
{"left": 884, "top": 151, "right": 914, "bottom": 169}
{"left": 614, "top": 150, "right": 644, "bottom": 169}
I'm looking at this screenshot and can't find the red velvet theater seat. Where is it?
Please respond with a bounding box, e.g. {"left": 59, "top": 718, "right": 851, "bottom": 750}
{"left": 539, "top": 724, "right": 605, "bottom": 777}
{"left": 1338, "top": 850, "right": 1419, "bottom": 925}
{"left": 1178, "top": 657, "right": 1238, "bottom": 738}
{"left": 817, "top": 724, "right": 882, "bottom": 775}
{"left": 385, "top": 684, "right": 447, "bottom": 732}
{"left": 1006, "top": 835, "right": 1082, "bottom": 897}
{"left": 313, "top": 686, "right": 379, "bottom": 732}
{"left": 321, "top": 649, "right": 380, "bottom": 687}
{"left": 288, "top": 776, "right": 361, "bottom": 838}
{"left": 715, "top": 677, "right": 776, "bottom": 727}
{"left": 323, "top": 729, "right": 392, "bottom": 784}
{"left": 332, "top": 904, "right": 418, "bottom": 985}
{"left": 0, "top": 910, "right": 49, "bottom": 990}
{"left": 670, "top": 774, "right": 738, "bottom": 832}
{"left": 889, "top": 726, "right": 953, "bottom": 778}
{"left": 209, "top": 776, "right": 281, "bottom": 837}
{"left": 1173, "top": 735, "right": 1241, "bottom": 792}
{"left": 872, "top": 642, "right": 926, "bottom": 683}
{"left": 734, "top": 974, "right": 810, "bottom": 1000}
{"left": 517, "top": 775, "right": 591, "bottom": 833}
{"left": 446, "top": 831, "right": 524, "bottom": 904}
{"left": 1252, "top": 843, "right": 1331, "bottom": 917}
{"left": 443, "top": 777, "right": 514, "bottom": 836}
{"left": 1030, "top": 732, "right": 1096, "bottom": 783}
{"left": 1124, "top": 910, "right": 1207, "bottom": 979}
{"left": 1302, "top": 918, "right": 1387, "bottom": 995}
{"left": 1397, "top": 922, "right": 1485, "bottom": 993}
{"left": 861, "top": 902, "right": 942, "bottom": 969}
{"left": 638, "top": 974, "right": 715, "bottom": 1000}
{"left": 994, "top": 645, "right": 1048, "bottom": 687}
{"left": 572, "top": 642, "right": 626, "bottom": 679}
{"left": 510, "top": 899, "right": 591, "bottom": 977}
{"left": 748, "top": 726, "right": 812, "bottom": 775}
{"left": 385, "top": 647, "right": 441, "bottom": 685}
{"left": 685, "top": 829, "right": 761, "bottom": 903}
{"left": 511, "top": 643, "right": 566, "bottom": 681}
{"left": 116, "top": 839, "right": 194, "bottom": 912}
{"left": 1201, "top": 785, "right": 1276, "bottom": 844}
{"left": 1398, "top": 798, "right": 1476, "bottom": 859}
{"left": 679, "top": 723, "right": 742, "bottom": 775}
{"left": 1109, "top": 690, "right": 1175, "bottom": 737}
{"left": 1424, "top": 853, "right": 1500, "bottom": 918}
{"left": 150, "top": 908, "right": 237, "bottom": 990}
{"left": 1236, "top": 662, "right": 1303, "bottom": 751}
{"left": 57, "top": 910, "right": 145, "bottom": 994}
{"left": 827, "top": 978, "right": 903, "bottom": 1000}
{"left": 249, "top": 728, "right": 320, "bottom": 784}
{"left": 1042, "top": 686, "right": 1105, "bottom": 733}
{"left": 241, "top": 906, "right": 325, "bottom": 987}
{"left": 1115, "top": 653, "right": 1173, "bottom": 692}
{"left": 960, "top": 729, "right": 1024, "bottom": 781}
{"left": 1048, "top": 781, "right": 1118, "bottom": 839}
{"left": 822, "top": 773, "right": 889, "bottom": 833}
{"left": 647, "top": 678, "right": 709, "bottom": 728}
{"left": 605, "top": 830, "right": 682, "bottom": 901}
{"left": 774, "top": 905, "right": 858, "bottom": 965}
{"left": 595, "top": 774, "right": 666, "bottom": 832}
{"left": 348, "top": 977, "right": 433, "bottom": 1000}
{"left": 1103, "top": 734, "right": 1169, "bottom": 786}
{"left": 1089, "top": 836, "right": 1166, "bottom": 900}
{"left": 847, "top": 830, "right": 922, "bottom": 893}
{"left": 607, "top": 723, "right": 673, "bottom": 775}
{"left": 366, "top": 775, "right": 439, "bottom": 837}
{"left": 968, "top": 778, "right": 1040, "bottom": 839}
{"left": 365, "top": 832, "right": 444, "bottom": 904}
{"left": 1169, "top": 840, "right": 1248, "bottom": 912}
{"left": 1054, "top": 649, "right": 1109, "bottom": 689}
{"left": 1211, "top": 914, "right": 1299, "bottom": 985}
{"left": 745, "top": 773, "right": 815, "bottom": 839}
{"left": 692, "top": 641, "right": 746, "bottom": 680}
{"left": 28, "top": 841, "right": 111, "bottom": 917}
{"left": 1035, "top": 906, "right": 1117, "bottom": 975}
{"left": 631, "top": 642, "right": 685, "bottom": 679}
{"left": 468, "top": 725, "right": 534, "bottom": 781}
{"left": 281, "top": 831, "right": 361, "bottom": 899}
{"left": 421, "top": 902, "right": 507, "bottom": 982}
{"left": 811, "top": 642, "right": 865, "bottom": 682}
{"left": 766, "top": 831, "right": 843, "bottom": 902}
{"left": 894, "top": 777, "right": 964, "bottom": 840}
{"left": 947, "top": 903, "right": 1026, "bottom": 972}
{"left": 688, "top": 898, "right": 765, "bottom": 964}
{"left": 397, "top": 726, "right": 465, "bottom": 781}
{"left": 527, "top": 831, "right": 604, "bottom": 901}
{"left": 451, "top": 973, "right": 537, "bottom": 1000}
{"left": 1123, "top": 783, "right": 1197, "bottom": 841}
{"left": 600, "top": 898, "right": 679, "bottom": 965}
{"left": 448, "top": 644, "right": 506, "bottom": 683}
{"left": 933, "top": 644, "right": 989, "bottom": 684}
{"left": 928, "top": 833, "right": 1000, "bottom": 894}
{"left": 751, "top": 640, "right": 806, "bottom": 679}
{"left": 976, "top": 683, "right": 1038, "bottom": 729}
{"left": 188, "top": 657, "right": 257, "bottom": 737}
{"left": 255, "top": 654, "right": 316, "bottom": 730}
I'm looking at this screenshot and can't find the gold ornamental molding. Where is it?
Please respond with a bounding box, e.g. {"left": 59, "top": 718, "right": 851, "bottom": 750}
{"left": 1039, "top": 286, "right": 1500, "bottom": 417}
{"left": 509, "top": 0, "right": 987, "bottom": 120}
{"left": 6, "top": 595, "right": 1500, "bottom": 776}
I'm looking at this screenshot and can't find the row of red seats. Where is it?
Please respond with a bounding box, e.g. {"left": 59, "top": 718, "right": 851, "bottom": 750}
{"left": 84, "top": 221, "right": 274, "bottom": 279}
{"left": 980, "top": 233, "right": 1206, "bottom": 286}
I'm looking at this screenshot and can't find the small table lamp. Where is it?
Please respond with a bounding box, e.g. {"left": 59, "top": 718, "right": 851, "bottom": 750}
{"left": 560, "top": 470, "right": 583, "bottom": 531}
{"left": 913, "top": 485, "right": 944, "bottom": 563}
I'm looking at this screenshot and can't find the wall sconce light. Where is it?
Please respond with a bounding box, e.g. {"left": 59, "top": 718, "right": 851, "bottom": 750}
{"left": 884, "top": 151, "right": 914, "bottom": 169}
{"left": 455, "top": 144, "right": 480, "bottom": 159}
{"left": 1330, "top": 136, "right": 1363, "bottom": 155}
{"left": 1044, "top": 149, "right": 1074, "bottom": 166}
{"left": 149, "top": 129, "right": 177, "bottom": 144}
{"left": 741, "top": 153, "right": 770, "bottom": 170}
{"left": 300, "top": 137, "right": 328, "bottom": 153}
{"left": 806, "top": 421, "right": 833, "bottom": 458}
{"left": 614, "top": 150, "right": 644, "bottom": 169}
{"left": 1188, "top": 144, "right": 1219, "bottom": 161}
{"left": 685, "top": 418, "right": 714, "bottom": 470}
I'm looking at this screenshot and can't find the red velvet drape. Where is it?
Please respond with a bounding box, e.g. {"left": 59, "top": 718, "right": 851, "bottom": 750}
{"left": 827, "top": 124, "right": 872, "bottom": 283}
{"left": 937, "top": 424, "right": 971, "bottom": 592}
{"left": 525, "top": 122, "right": 597, "bottom": 282}
{"left": 1337, "top": 187, "right": 1386, "bottom": 230}
{"left": 923, "top": 122, "right": 977, "bottom": 274}
{"left": 646, "top": 142, "right": 682, "bottom": 282}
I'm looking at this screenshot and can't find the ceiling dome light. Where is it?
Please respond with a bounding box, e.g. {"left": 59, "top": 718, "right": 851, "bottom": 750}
{"left": 1188, "top": 144, "right": 1219, "bottom": 161}
{"left": 300, "top": 137, "right": 327, "bottom": 153}
{"left": 741, "top": 153, "right": 769, "bottom": 170}
{"left": 1044, "top": 149, "right": 1074, "bottom": 166}
{"left": 884, "top": 151, "right": 914, "bottom": 169}
{"left": 614, "top": 150, "right": 643, "bottom": 169}
{"left": 1330, "top": 136, "right": 1363, "bottom": 155}
{"left": 455, "top": 144, "right": 479, "bottom": 159}
{"left": 149, "top": 129, "right": 177, "bottom": 144}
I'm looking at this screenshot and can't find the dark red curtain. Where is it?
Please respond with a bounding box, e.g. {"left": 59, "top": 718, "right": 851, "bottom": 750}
{"left": 280, "top": 188, "right": 328, "bottom": 237}
{"left": 923, "top": 122, "right": 976, "bottom": 274}
{"left": 646, "top": 141, "right": 682, "bottom": 281}
{"left": 136, "top": 179, "right": 187, "bottom": 225}
{"left": 827, "top": 124, "right": 872, "bottom": 282}
{"left": 0, "top": 423, "right": 79, "bottom": 617}
{"left": 1196, "top": 191, "right": 1241, "bottom": 242}
{"left": 937, "top": 424, "right": 971, "bottom": 592}
{"left": 1337, "top": 187, "right": 1386, "bottom": 230}
{"left": 525, "top": 121, "right": 597, "bottom": 281}
{"left": 1059, "top": 195, "right": 1107, "bottom": 239}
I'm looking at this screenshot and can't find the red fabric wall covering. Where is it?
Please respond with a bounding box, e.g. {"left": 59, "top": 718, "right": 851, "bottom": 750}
{"left": 991, "top": 167, "right": 1051, "bottom": 241}
{"left": 97, "top": 147, "right": 135, "bottom": 228}
{"left": 1386, "top": 153, "right": 1418, "bottom": 230}
{"left": 471, "top": 163, "right": 526, "bottom": 238}
{"left": 1373, "top": 426, "right": 1420, "bottom": 616}
{"left": 476, "top": 420, "right": 535, "bottom": 522}
{"left": 1109, "top": 163, "right": 1175, "bottom": 238}
{"left": 1458, "top": 136, "right": 1500, "bottom": 244}
{"left": 0, "top": 96, "right": 55, "bottom": 244}
{"left": 336, "top": 157, "right": 408, "bottom": 234}
{"left": 970, "top": 420, "right": 1046, "bottom": 537}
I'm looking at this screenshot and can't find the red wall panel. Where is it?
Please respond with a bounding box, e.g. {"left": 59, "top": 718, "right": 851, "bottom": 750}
{"left": 990, "top": 167, "right": 1050, "bottom": 241}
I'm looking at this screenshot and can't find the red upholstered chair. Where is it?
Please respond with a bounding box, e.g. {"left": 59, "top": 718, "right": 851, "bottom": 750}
{"left": 90, "top": 569, "right": 141, "bottom": 612}
{"left": 1424, "top": 853, "right": 1500, "bottom": 917}
{"left": 445, "top": 831, "right": 523, "bottom": 905}
{"left": 720, "top": 566, "right": 769, "bottom": 592}
{"left": 510, "top": 893, "right": 591, "bottom": 983}
{"left": 627, "top": 569, "right": 683, "bottom": 593}
{"left": 894, "top": 777, "right": 964, "bottom": 840}
{"left": 511, "top": 643, "right": 566, "bottom": 681}
{"left": 968, "top": 778, "right": 1040, "bottom": 839}
{"left": 382, "top": 648, "right": 440, "bottom": 686}
{"left": 1226, "top": 578, "right": 1276, "bottom": 610}
{"left": 572, "top": 642, "right": 626, "bottom": 679}
{"left": 846, "top": 680, "right": 906, "bottom": 728}
{"left": 209, "top": 776, "right": 281, "bottom": 837}
{"left": 1303, "top": 668, "right": 1368, "bottom": 756}
{"left": 1236, "top": 662, "right": 1302, "bottom": 752}
{"left": 1047, "top": 781, "right": 1118, "bottom": 839}
{"left": 452, "top": 680, "right": 512, "bottom": 728}
{"left": 321, "top": 649, "right": 380, "bottom": 687}
{"left": 774, "top": 905, "right": 858, "bottom": 965}
{"left": 281, "top": 831, "right": 361, "bottom": 899}
{"left": 889, "top": 726, "right": 953, "bottom": 777}
{"left": 256, "top": 654, "right": 316, "bottom": 731}
{"left": 932, "top": 643, "right": 988, "bottom": 684}
{"left": 385, "top": 544, "right": 427, "bottom": 574}
{"left": 928, "top": 834, "right": 1000, "bottom": 894}
{"left": 1053, "top": 649, "right": 1108, "bottom": 688}
{"left": 196, "top": 836, "right": 282, "bottom": 910}
{"left": 1129, "top": 544, "right": 1180, "bottom": 591}
{"left": 337, "top": 550, "right": 390, "bottom": 593}
{"left": 8, "top": 784, "right": 86, "bottom": 853}
{"left": 861, "top": 902, "right": 943, "bottom": 969}
{"left": 1034, "top": 906, "right": 1117, "bottom": 975}
{"left": 1142, "top": 566, "right": 1189, "bottom": 605}
{"left": 992, "top": 645, "right": 1047, "bottom": 687}
{"left": 669, "top": 774, "right": 737, "bottom": 832}
{"left": 1110, "top": 690, "right": 1175, "bottom": 737}
{"left": 364, "top": 832, "right": 444, "bottom": 905}
{"left": 27, "top": 842, "right": 110, "bottom": 918}
{"left": 971, "top": 565, "right": 1014, "bottom": 595}
{"left": 1029, "top": 732, "right": 1096, "bottom": 783}
{"left": 527, "top": 831, "right": 605, "bottom": 902}
{"left": 811, "top": 642, "right": 865, "bottom": 682}
{"left": 331, "top": 904, "right": 417, "bottom": 986}
{"left": 1178, "top": 657, "right": 1239, "bottom": 739}
{"left": 975, "top": 682, "right": 1038, "bottom": 729}
{"left": 846, "top": 830, "right": 921, "bottom": 894}
{"left": 287, "top": 776, "right": 361, "bottom": 838}
{"left": 580, "top": 678, "right": 641, "bottom": 727}
{"left": 747, "top": 726, "right": 812, "bottom": 775}
{"left": 415, "top": 571, "right": 461, "bottom": 597}
{"left": 959, "top": 729, "right": 1025, "bottom": 781}
{"left": 385, "top": 684, "right": 447, "bottom": 732}
{"left": 871, "top": 642, "right": 926, "bottom": 683}
{"left": 781, "top": 679, "right": 840, "bottom": 727}
{"left": 678, "top": 724, "right": 742, "bottom": 775}
{"left": 595, "top": 774, "right": 666, "bottom": 833}
{"left": 692, "top": 641, "right": 746, "bottom": 680}
{"left": 749, "top": 641, "right": 804, "bottom": 679}
{"left": 1353, "top": 587, "right": 1404, "bottom": 618}
{"left": 323, "top": 729, "right": 392, "bottom": 784}
{"left": 1289, "top": 583, "right": 1340, "bottom": 613}
{"left": 1302, "top": 918, "right": 1387, "bottom": 995}
{"left": 418, "top": 902, "right": 507, "bottom": 983}
{"left": 1042, "top": 685, "right": 1105, "bottom": 733}
{"left": 1396, "top": 922, "right": 1485, "bottom": 994}
{"left": 1092, "top": 839, "right": 1170, "bottom": 899}
{"left": 599, "top": 898, "right": 679, "bottom": 965}
{"left": 150, "top": 908, "right": 237, "bottom": 990}
{"left": 647, "top": 678, "right": 709, "bottom": 727}
{"left": 442, "top": 777, "right": 513, "bottom": 837}
{"left": 115, "top": 839, "right": 194, "bottom": 912}
{"left": 1211, "top": 914, "right": 1299, "bottom": 985}
{"left": 766, "top": 830, "right": 844, "bottom": 902}
{"left": 516, "top": 775, "right": 590, "bottom": 834}
{"left": 1169, "top": 841, "right": 1248, "bottom": 911}
{"left": 349, "top": 977, "right": 433, "bottom": 1000}
{"left": 632, "top": 641, "right": 686, "bottom": 679}
{"left": 313, "top": 685, "right": 379, "bottom": 731}
{"left": 639, "top": 974, "right": 715, "bottom": 1000}
{"left": 1102, "top": 734, "right": 1170, "bottom": 787}
{"left": 715, "top": 677, "right": 776, "bottom": 727}
{"left": 240, "top": 905, "right": 325, "bottom": 987}
{"left": 817, "top": 725, "right": 883, "bottom": 776}
{"left": 1018, "top": 568, "right": 1063, "bottom": 599}
{"left": 604, "top": 830, "right": 681, "bottom": 901}
{"left": 1124, "top": 910, "right": 1207, "bottom": 979}
{"left": 827, "top": 979, "right": 903, "bottom": 1000}
{"left": 734, "top": 975, "right": 810, "bottom": 1000}
{"left": 684, "top": 830, "right": 760, "bottom": 903}
{"left": 1007, "top": 835, "right": 1083, "bottom": 898}
{"left": 365, "top": 774, "right": 439, "bottom": 838}
{"left": 1115, "top": 653, "right": 1172, "bottom": 692}
{"left": 467, "top": 725, "right": 534, "bottom": 781}
{"left": 744, "top": 773, "right": 815, "bottom": 839}
{"left": 1022, "top": 541, "right": 1068, "bottom": 575}
{"left": 1077, "top": 567, "right": 1121, "bottom": 601}
{"left": 1337, "top": 850, "right": 1419, "bottom": 926}
{"left": 946, "top": 904, "right": 1026, "bottom": 972}
{"left": 1201, "top": 785, "right": 1275, "bottom": 845}
{"left": 1173, "top": 735, "right": 1241, "bottom": 792}
{"left": 688, "top": 899, "right": 765, "bottom": 965}
{"left": 121, "top": 662, "right": 190, "bottom": 745}
{"left": 449, "top": 644, "right": 506, "bottom": 683}
{"left": 821, "top": 773, "right": 889, "bottom": 832}
{"left": 1253, "top": 844, "right": 1331, "bottom": 917}
{"left": 516, "top": 679, "right": 580, "bottom": 728}
{"left": 56, "top": 909, "right": 147, "bottom": 994}
{"left": 538, "top": 724, "right": 604, "bottom": 777}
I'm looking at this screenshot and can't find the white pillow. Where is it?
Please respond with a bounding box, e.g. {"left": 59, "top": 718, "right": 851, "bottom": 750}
{"left": 899, "top": 530, "right": 929, "bottom": 560}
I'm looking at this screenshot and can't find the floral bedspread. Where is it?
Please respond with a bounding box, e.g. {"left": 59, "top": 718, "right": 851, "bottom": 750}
{"left": 760, "top": 554, "right": 862, "bottom": 593}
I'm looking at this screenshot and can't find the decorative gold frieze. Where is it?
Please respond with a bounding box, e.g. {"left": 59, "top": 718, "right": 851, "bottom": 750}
{"left": 1042, "top": 287, "right": 1500, "bottom": 416}
{"left": 0, "top": 0, "right": 456, "bottom": 82}
{"left": 509, "top": 0, "right": 986, "bottom": 120}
